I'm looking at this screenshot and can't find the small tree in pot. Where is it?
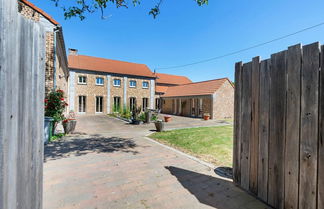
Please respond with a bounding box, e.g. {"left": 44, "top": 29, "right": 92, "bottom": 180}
{"left": 44, "top": 89, "right": 68, "bottom": 135}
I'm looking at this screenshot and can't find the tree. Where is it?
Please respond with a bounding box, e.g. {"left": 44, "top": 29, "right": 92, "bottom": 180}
{"left": 50, "top": 0, "right": 208, "bottom": 20}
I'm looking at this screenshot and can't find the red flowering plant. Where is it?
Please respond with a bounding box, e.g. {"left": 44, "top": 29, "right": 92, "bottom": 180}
{"left": 44, "top": 89, "right": 68, "bottom": 129}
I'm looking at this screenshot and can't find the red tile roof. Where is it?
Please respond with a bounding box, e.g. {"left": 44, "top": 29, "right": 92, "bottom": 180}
{"left": 155, "top": 85, "right": 169, "bottom": 94}
{"left": 155, "top": 73, "right": 192, "bottom": 85}
{"left": 20, "top": 0, "right": 59, "bottom": 25}
{"left": 162, "top": 78, "right": 233, "bottom": 97}
{"left": 68, "top": 54, "right": 155, "bottom": 78}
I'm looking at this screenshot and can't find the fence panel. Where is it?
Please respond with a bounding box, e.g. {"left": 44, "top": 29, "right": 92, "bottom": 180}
{"left": 0, "top": 0, "right": 45, "bottom": 208}
{"left": 233, "top": 42, "right": 323, "bottom": 209}
{"left": 284, "top": 44, "right": 302, "bottom": 209}
{"left": 299, "top": 42, "right": 320, "bottom": 209}
{"left": 240, "top": 62, "right": 252, "bottom": 191}
{"left": 257, "top": 59, "right": 270, "bottom": 202}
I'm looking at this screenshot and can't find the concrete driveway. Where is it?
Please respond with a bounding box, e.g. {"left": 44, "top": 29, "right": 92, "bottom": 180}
{"left": 44, "top": 115, "right": 269, "bottom": 209}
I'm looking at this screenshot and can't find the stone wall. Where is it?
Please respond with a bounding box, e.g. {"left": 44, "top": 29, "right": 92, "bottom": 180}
{"left": 213, "top": 81, "right": 234, "bottom": 119}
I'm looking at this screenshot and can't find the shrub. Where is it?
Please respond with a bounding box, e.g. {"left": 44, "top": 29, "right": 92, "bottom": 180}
{"left": 44, "top": 89, "right": 68, "bottom": 125}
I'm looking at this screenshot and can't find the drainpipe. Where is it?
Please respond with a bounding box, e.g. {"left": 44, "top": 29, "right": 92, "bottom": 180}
{"left": 53, "top": 26, "right": 60, "bottom": 90}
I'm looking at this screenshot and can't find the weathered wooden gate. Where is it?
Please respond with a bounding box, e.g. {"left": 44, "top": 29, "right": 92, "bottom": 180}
{"left": 0, "top": 0, "right": 45, "bottom": 208}
{"left": 233, "top": 42, "right": 324, "bottom": 209}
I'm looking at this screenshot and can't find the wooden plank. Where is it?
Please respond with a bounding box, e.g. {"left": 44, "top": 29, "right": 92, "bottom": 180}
{"left": 284, "top": 44, "right": 302, "bottom": 209}
{"left": 318, "top": 44, "right": 324, "bottom": 209}
{"left": 299, "top": 42, "right": 320, "bottom": 209}
{"left": 268, "top": 50, "right": 286, "bottom": 209}
{"left": 233, "top": 61, "right": 242, "bottom": 185}
{"left": 249, "top": 56, "right": 260, "bottom": 194}
{"left": 257, "top": 59, "right": 270, "bottom": 202}
{"left": 240, "top": 62, "right": 252, "bottom": 191}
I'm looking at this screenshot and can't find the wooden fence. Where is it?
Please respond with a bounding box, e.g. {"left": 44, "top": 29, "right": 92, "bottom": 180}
{"left": 233, "top": 42, "right": 324, "bottom": 209}
{"left": 0, "top": 0, "right": 45, "bottom": 208}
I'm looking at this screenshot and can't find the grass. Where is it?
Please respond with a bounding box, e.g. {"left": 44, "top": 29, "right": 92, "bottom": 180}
{"left": 50, "top": 133, "right": 65, "bottom": 142}
{"left": 149, "top": 125, "right": 233, "bottom": 167}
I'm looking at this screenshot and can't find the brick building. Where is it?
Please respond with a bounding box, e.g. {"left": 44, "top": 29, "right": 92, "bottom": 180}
{"left": 154, "top": 73, "right": 192, "bottom": 109}
{"left": 18, "top": 0, "right": 69, "bottom": 96}
{"left": 161, "top": 78, "right": 234, "bottom": 119}
{"left": 68, "top": 50, "right": 156, "bottom": 115}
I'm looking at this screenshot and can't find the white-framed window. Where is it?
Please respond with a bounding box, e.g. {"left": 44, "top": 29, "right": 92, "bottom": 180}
{"left": 113, "top": 97, "right": 121, "bottom": 112}
{"left": 129, "top": 80, "right": 136, "bottom": 88}
{"left": 142, "top": 98, "right": 148, "bottom": 111}
{"left": 142, "top": 81, "right": 149, "bottom": 89}
{"left": 78, "top": 96, "right": 86, "bottom": 112}
{"left": 113, "top": 79, "right": 121, "bottom": 87}
{"left": 155, "top": 98, "right": 161, "bottom": 110}
{"left": 130, "top": 97, "right": 136, "bottom": 111}
{"left": 96, "top": 96, "right": 103, "bottom": 113}
{"left": 96, "top": 77, "right": 104, "bottom": 85}
{"left": 78, "top": 76, "right": 87, "bottom": 84}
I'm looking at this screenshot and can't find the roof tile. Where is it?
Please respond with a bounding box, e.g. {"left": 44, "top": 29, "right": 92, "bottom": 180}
{"left": 68, "top": 54, "right": 155, "bottom": 78}
{"left": 162, "top": 78, "right": 232, "bottom": 97}
{"left": 155, "top": 73, "right": 192, "bottom": 85}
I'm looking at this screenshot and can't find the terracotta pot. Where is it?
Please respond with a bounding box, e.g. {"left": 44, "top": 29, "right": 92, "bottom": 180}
{"left": 203, "top": 115, "right": 210, "bottom": 120}
{"left": 164, "top": 116, "right": 171, "bottom": 122}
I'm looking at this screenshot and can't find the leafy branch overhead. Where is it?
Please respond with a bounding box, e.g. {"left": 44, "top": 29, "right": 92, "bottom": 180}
{"left": 50, "top": 0, "right": 208, "bottom": 20}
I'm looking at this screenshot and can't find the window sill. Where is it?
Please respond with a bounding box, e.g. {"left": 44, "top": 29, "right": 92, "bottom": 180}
{"left": 129, "top": 86, "right": 136, "bottom": 88}
{"left": 78, "top": 112, "right": 86, "bottom": 114}
{"left": 78, "top": 83, "right": 87, "bottom": 85}
{"left": 142, "top": 87, "right": 149, "bottom": 89}
{"left": 96, "top": 84, "right": 104, "bottom": 86}
{"left": 95, "top": 112, "right": 103, "bottom": 114}
{"left": 113, "top": 85, "right": 121, "bottom": 87}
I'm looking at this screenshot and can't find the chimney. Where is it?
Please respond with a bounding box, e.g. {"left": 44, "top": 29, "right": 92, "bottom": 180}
{"left": 69, "top": 48, "right": 78, "bottom": 55}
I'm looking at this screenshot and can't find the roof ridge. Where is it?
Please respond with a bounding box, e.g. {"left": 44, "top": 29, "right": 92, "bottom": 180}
{"left": 177, "top": 77, "right": 229, "bottom": 86}
{"left": 70, "top": 54, "right": 148, "bottom": 66}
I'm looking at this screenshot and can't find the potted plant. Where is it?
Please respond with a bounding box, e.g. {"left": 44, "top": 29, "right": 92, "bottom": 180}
{"left": 131, "top": 106, "right": 143, "bottom": 125}
{"left": 62, "top": 111, "right": 77, "bottom": 134}
{"left": 154, "top": 120, "right": 165, "bottom": 132}
{"left": 203, "top": 113, "right": 210, "bottom": 120}
{"left": 44, "top": 89, "right": 68, "bottom": 135}
{"left": 164, "top": 115, "right": 172, "bottom": 122}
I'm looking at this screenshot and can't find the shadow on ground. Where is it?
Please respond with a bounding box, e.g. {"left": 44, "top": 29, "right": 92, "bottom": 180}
{"left": 166, "top": 166, "right": 268, "bottom": 209}
{"left": 44, "top": 135, "right": 138, "bottom": 162}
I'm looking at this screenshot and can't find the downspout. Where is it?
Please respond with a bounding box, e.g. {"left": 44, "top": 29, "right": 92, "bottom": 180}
{"left": 53, "top": 26, "right": 60, "bottom": 90}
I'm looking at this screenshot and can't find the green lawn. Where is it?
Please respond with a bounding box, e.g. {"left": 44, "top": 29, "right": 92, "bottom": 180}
{"left": 150, "top": 125, "right": 233, "bottom": 167}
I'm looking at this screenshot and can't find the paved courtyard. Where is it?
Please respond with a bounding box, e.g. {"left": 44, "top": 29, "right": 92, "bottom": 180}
{"left": 44, "top": 115, "right": 269, "bottom": 209}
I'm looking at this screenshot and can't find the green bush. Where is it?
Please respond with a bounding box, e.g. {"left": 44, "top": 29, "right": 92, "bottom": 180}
{"left": 139, "top": 112, "right": 146, "bottom": 121}
{"left": 44, "top": 89, "right": 67, "bottom": 124}
{"left": 121, "top": 106, "right": 132, "bottom": 119}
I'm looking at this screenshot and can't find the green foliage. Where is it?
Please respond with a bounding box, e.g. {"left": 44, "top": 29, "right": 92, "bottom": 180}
{"left": 138, "top": 112, "right": 146, "bottom": 121}
{"left": 44, "top": 89, "right": 67, "bottom": 123}
{"left": 121, "top": 106, "right": 132, "bottom": 119}
{"left": 151, "top": 114, "right": 158, "bottom": 121}
{"left": 50, "top": 0, "right": 208, "bottom": 20}
{"left": 113, "top": 104, "right": 121, "bottom": 113}
{"left": 50, "top": 133, "right": 65, "bottom": 142}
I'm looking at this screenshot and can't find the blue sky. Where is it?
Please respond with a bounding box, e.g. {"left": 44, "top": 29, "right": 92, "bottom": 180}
{"left": 33, "top": 0, "right": 324, "bottom": 82}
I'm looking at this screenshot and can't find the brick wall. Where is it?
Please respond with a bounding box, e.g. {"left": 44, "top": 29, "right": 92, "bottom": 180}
{"left": 72, "top": 70, "right": 154, "bottom": 114}
{"left": 45, "top": 32, "right": 54, "bottom": 94}
{"left": 18, "top": 1, "right": 40, "bottom": 22}
{"left": 126, "top": 77, "right": 151, "bottom": 109}
{"left": 213, "top": 80, "right": 234, "bottom": 119}
{"left": 74, "top": 71, "right": 108, "bottom": 114}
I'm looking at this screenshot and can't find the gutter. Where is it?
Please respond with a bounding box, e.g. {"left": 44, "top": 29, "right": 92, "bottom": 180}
{"left": 53, "top": 26, "right": 60, "bottom": 90}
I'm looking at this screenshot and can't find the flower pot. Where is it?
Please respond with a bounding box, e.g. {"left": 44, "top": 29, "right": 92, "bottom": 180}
{"left": 155, "top": 121, "right": 165, "bottom": 132}
{"left": 164, "top": 116, "right": 171, "bottom": 123}
{"left": 203, "top": 115, "right": 210, "bottom": 120}
{"left": 63, "top": 119, "right": 77, "bottom": 134}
